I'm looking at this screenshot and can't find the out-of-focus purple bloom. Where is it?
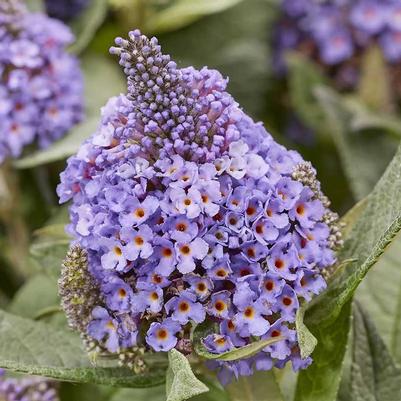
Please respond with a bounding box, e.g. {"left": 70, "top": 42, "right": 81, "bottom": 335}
{"left": 273, "top": 0, "right": 401, "bottom": 93}
{"left": 319, "top": 30, "right": 354, "bottom": 65}
{"left": 0, "top": 1, "right": 83, "bottom": 163}
{"left": 380, "top": 30, "right": 401, "bottom": 62}
{"left": 0, "top": 370, "right": 59, "bottom": 401}
{"left": 350, "top": 1, "right": 387, "bottom": 35}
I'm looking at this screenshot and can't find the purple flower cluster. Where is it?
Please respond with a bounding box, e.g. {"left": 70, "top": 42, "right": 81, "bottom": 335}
{"left": 0, "top": 370, "right": 58, "bottom": 401}
{"left": 0, "top": 0, "right": 83, "bottom": 162}
{"left": 45, "top": 0, "right": 89, "bottom": 22}
{"left": 58, "top": 30, "right": 340, "bottom": 384}
{"left": 274, "top": 0, "right": 401, "bottom": 89}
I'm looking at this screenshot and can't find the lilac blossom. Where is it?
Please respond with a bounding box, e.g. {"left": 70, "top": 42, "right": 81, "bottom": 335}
{"left": 146, "top": 319, "right": 181, "bottom": 352}
{"left": 165, "top": 291, "right": 206, "bottom": 324}
{"left": 58, "top": 30, "right": 341, "bottom": 386}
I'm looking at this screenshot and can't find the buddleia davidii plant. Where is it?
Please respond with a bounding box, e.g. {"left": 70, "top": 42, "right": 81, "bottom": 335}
{"left": 56, "top": 28, "right": 344, "bottom": 392}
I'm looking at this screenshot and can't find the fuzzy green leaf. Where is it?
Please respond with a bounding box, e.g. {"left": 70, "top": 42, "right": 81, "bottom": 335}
{"left": 295, "top": 307, "right": 317, "bottom": 360}
{"left": 166, "top": 349, "right": 209, "bottom": 401}
{"left": 197, "top": 337, "right": 284, "bottom": 362}
{"left": 29, "top": 224, "right": 70, "bottom": 275}
{"left": 15, "top": 54, "right": 125, "bottom": 168}
{"left": 8, "top": 274, "right": 63, "bottom": 325}
{"left": 356, "top": 234, "right": 401, "bottom": 365}
{"left": 295, "top": 143, "right": 401, "bottom": 401}
{"left": 307, "top": 142, "right": 401, "bottom": 325}
{"left": 0, "top": 310, "right": 165, "bottom": 387}
{"left": 350, "top": 303, "right": 401, "bottom": 401}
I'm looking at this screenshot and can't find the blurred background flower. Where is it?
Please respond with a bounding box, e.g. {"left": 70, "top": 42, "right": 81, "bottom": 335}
{"left": 0, "top": 0, "right": 83, "bottom": 162}
{"left": 273, "top": 0, "right": 401, "bottom": 95}
{"left": 0, "top": 370, "right": 59, "bottom": 401}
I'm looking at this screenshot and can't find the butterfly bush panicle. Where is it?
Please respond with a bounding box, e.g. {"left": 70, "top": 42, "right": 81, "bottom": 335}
{"left": 0, "top": 370, "right": 59, "bottom": 401}
{"left": 0, "top": 0, "right": 83, "bottom": 162}
{"left": 58, "top": 29, "right": 342, "bottom": 384}
{"left": 274, "top": 0, "right": 401, "bottom": 91}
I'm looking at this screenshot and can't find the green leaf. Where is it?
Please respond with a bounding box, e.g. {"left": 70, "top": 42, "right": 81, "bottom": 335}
{"left": 69, "top": 0, "right": 108, "bottom": 54}
{"left": 8, "top": 274, "right": 63, "bottom": 325}
{"left": 314, "top": 86, "right": 397, "bottom": 200}
{"left": 166, "top": 349, "right": 208, "bottom": 401}
{"left": 294, "top": 301, "right": 352, "bottom": 401}
{"left": 285, "top": 53, "right": 328, "bottom": 139}
{"left": 295, "top": 307, "right": 317, "bottom": 360}
{"left": 345, "top": 98, "right": 401, "bottom": 139}
{"left": 295, "top": 143, "right": 401, "bottom": 401}
{"left": 0, "top": 310, "right": 166, "bottom": 387}
{"left": 357, "top": 46, "right": 393, "bottom": 113}
{"left": 29, "top": 224, "right": 70, "bottom": 275}
{"left": 227, "top": 371, "right": 285, "bottom": 401}
{"left": 356, "top": 233, "right": 401, "bottom": 365}
{"left": 15, "top": 54, "right": 125, "bottom": 169}
{"left": 350, "top": 303, "right": 401, "bottom": 401}
{"left": 307, "top": 142, "right": 401, "bottom": 326}
{"left": 197, "top": 337, "right": 284, "bottom": 362}
{"left": 339, "top": 197, "right": 368, "bottom": 238}
{"left": 146, "top": 0, "right": 243, "bottom": 33}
